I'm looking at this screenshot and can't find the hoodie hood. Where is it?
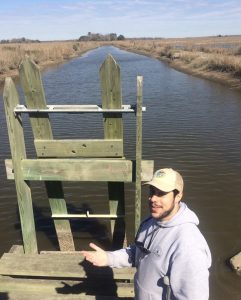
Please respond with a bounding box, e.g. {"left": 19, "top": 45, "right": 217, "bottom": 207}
{"left": 156, "top": 202, "right": 199, "bottom": 228}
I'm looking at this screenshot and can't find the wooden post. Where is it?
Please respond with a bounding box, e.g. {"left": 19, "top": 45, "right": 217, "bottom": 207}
{"left": 100, "top": 55, "right": 126, "bottom": 248}
{"left": 135, "top": 76, "right": 143, "bottom": 234}
{"left": 19, "top": 57, "right": 75, "bottom": 251}
{"left": 3, "top": 78, "right": 38, "bottom": 254}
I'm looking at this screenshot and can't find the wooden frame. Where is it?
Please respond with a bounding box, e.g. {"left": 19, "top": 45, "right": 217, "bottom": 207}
{"left": 3, "top": 55, "right": 154, "bottom": 253}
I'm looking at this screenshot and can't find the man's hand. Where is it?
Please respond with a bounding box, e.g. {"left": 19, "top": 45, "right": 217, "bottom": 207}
{"left": 81, "top": 243, "right": 108, "bottom": 267}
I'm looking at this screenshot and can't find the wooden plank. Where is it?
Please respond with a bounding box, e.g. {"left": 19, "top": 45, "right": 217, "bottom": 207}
{"left": 19, "top": 57, "right": 53, "bottom": 139}
{"left": 0, "top": 277, "right": 134, "bottom": 297}
{"left": 6, "top": 159, "right": 153, "bottom": 182}
{"left": 0, "top": 292, "right": 133, "bottom": 300}
{"left": 3, "top": 77, "right": 38, "bottom": 254}
{"left": 34, "top": 139, "right": 123, "bottom": 157}
{"left": 19, "top": 57, "right": 74, "bottom": 251}
{"left": 100, "top": 54, "right": 125, "bottom": 248}
{"left": 0, "top": 254, "right": 135, "bottom": 280}
{"left": 5, "top": 159, "right": 14, "bottom": 179}
{"left": 21, "top": 159, "right": 133, "bottom": 181}
{"left": 135, "top": 76, "right": 143, "bottom": 234}
{"left": 100, "top": 54, "right": 123, "bottom": 139}
{"left": 8, "top": 245, "right": 24, "bottom": 254}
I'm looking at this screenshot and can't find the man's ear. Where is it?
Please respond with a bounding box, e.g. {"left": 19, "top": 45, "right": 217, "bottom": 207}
{"left": 175, "top": 191, "right": 183, "bottom": 204}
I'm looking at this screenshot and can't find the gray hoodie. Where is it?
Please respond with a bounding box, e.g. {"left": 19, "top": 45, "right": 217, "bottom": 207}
{"left": 107, "top": 202, "right": 212, "bottom": 300}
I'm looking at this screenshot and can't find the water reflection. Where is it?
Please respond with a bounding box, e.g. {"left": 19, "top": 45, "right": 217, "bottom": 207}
{"left": 0, "top": 46, "right": 241, "bottom": 299}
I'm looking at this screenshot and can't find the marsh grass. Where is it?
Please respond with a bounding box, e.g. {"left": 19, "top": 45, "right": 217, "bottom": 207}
{"left": 112, "top": 36, "right": 241, "bottom": 82}
{"left": 1, "top": 37, "right": 241, "bottom": 85}
{"left": 0, "top": 41, "right": 100, "bottom": 78}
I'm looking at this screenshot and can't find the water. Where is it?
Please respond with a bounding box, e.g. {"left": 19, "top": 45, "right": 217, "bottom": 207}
{"left": 1, "top": 46, "right": 241, "bottom": 299}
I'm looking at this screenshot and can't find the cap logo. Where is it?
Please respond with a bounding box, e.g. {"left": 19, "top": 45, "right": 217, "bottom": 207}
{"left": 155, "top": 170, "right": 166, "bottom": 178}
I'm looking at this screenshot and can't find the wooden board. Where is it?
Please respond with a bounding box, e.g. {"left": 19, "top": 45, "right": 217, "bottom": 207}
{"left": 34, "top": 139, "right": 124, "bottom": 158}
{"left": 19, "top": 57, "right": 75, "bottom": 251}
{"left": 3, "top": 78, "right": 38, "bottom": 254}
{"left": 20, "top": 159, "right": 132, "bottom": 182}
{"left": 6, "top": 159, "right": 154, "bottom": 182}
{"left": 100, "top": 54, "right": 125, "bottom": 247}
{"left": 0, "top": 254, "right": 135, "bottom": 280}
{"left": 0, "top": 276, "right": 134, "bottom": 297}
{"left": 135, "top": 76, "right": 143, "bottom": 233}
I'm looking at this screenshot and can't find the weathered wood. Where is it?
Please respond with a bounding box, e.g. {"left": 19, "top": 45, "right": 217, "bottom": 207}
{"left": 6, "top": 159, "right": 154, "bottom": 182}
{"left": 100, "top": 54, "right": 123, "bottom": 139}
{"left": 34, "top": 139, "right": 123, "bottom": 157}
{"left": 0, "top": 295, "right": 133, "bottom": 300}
{"left": 135, "top": 76, "right": 143, "bottom": 234}
{"left": 5, "top": 158, "right": 14, "bottom": 179}
{"left": 19, "top": 57, "right": 52, "bottom": 139}
{"left": 21, "top": 159, "right": 132, "bottom": 181}
{"left": 100, "top": 55, "right": 125, "bottom": 248}
{"left": 8, "top": 245, "right": 24, "bottom": 254}
{"left": 19, "top": 57, "right": 74, "bottom": 251}
{"left": 0, "top": 254, "right": 135, "bottom": 280}
{"left": 0, "top": 277, "right": 134, "bottom": 297}
{"left": 3, "top": 77, "right": 38, "bottom": 254}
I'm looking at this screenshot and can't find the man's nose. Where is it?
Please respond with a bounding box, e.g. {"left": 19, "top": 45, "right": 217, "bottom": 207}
{"left": 149, "top": 194, "right": 158, "bottom": 202}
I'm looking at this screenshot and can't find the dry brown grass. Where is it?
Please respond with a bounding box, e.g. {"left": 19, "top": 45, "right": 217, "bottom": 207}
{"left": 0, "top": 41, "right": 100, "bottom": 81}
{"left": 112, "top": 36, "right": 241, "bottom": 83}
{"left": 1, "top": 37, "right": 241, "bottom": 87}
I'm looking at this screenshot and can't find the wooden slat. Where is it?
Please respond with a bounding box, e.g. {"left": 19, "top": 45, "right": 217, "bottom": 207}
{"left": 0, "top": 277, "right": 134, "bottom": 297}
{"left": 34, "top": 139, "right": 124, "bottom": 157}
{"left": 135, "top": 76, "right": 143, "bottom": 234}
{"left": 21, "top": 159, "right": 132, "bottom": 182}
{"left": 5, "top": 159, "right": 14, "bottom": 179}
{"left": 9, "top": 245, "right": 24, "bottom": 254}
{"left": 0, "top": 294, "right": 133, "bottom": 300}
{"left": 19, "top": 57, "right": 74, "bottom": 251}
{"left": 6, "top": 159, "right": 154, "bottom": 182}
{"left": 0, "top": 254, "right": 135, "bottom": 280}
{"left": 100, "top": 54, "right": 125, "bottom": 248}
{"left": 3, "top": 77, "right": 38, "bottom": 254}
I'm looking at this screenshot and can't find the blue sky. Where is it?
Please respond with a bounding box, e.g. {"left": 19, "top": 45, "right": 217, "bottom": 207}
{"left": 1, "top": 0, "right": 241, "bottom": 40}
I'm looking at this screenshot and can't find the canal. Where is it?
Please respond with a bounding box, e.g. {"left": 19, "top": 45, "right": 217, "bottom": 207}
{"left": 0, "top": 46, "right": 241, "bottom": 299}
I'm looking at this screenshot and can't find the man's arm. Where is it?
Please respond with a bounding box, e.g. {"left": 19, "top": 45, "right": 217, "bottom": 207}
{"left": 81, "top": 243, "right": 136, "bottom": 268}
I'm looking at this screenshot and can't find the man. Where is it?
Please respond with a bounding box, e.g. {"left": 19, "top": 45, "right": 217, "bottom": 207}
{"left": 81, "top": 168, "right": 212, "bottom": 300}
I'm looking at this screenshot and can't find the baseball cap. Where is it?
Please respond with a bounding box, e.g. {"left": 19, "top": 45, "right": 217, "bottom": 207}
{"left": 143, "top": 168, "right": 184, "bottom": 193}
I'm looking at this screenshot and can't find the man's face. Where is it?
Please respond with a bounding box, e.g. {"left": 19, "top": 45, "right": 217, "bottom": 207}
{"left": 148, "top": 186, "right": 182, "bottom": 221}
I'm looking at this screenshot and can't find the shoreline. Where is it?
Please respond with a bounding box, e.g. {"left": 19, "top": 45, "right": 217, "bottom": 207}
{"left": 1, "top": 42, "right": 241, "bottom": 92}
{"left": 115, "top": 45, "right": 241, "bottom": 91}
{"left": 0, "top": 45, "right": 99, "bottom": 88}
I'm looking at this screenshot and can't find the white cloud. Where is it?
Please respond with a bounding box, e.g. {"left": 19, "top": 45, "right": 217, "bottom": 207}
{"left": 1, "top": 0, "right": 241, "bottom": 40}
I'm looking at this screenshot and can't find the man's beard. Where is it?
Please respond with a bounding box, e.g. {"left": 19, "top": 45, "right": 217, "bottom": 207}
{"left": 150, "top": 200, "right": 176, "bottom": 220}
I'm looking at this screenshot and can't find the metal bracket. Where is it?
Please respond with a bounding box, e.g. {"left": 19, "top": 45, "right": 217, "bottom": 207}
{"left": 14, "top": 104, "right": 146, "bottom": 114}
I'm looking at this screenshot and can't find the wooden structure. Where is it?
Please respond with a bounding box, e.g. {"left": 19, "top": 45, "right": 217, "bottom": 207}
{"left": 0, "top": 55, "right": 154, "bottom": 298}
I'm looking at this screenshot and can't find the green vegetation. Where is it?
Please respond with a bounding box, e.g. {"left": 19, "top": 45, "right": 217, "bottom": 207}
{"left": 78, "top": 32, "right": 125, "bottom": 41}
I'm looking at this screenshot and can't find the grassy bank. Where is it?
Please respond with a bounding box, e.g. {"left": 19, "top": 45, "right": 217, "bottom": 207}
{"left": 111, "top": 36, "right": 241, "bottom": 90}
{"left": 1, "top": 37, "right": 241, "bottom": 90}
{"left": 0, "top": 41, "right": 101, "bottom": 84}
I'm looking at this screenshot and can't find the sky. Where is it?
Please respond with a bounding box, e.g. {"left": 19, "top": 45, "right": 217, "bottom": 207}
{"left": 1, "top": 0, "right": 241, "bottom": 41}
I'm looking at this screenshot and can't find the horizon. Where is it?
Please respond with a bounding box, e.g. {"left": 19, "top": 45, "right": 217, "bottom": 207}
{"left": 2, "top": 34, "right": 241, "bottom": 43}
{"left": 1, "top": 0, "right": 241, "bottom": 41}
